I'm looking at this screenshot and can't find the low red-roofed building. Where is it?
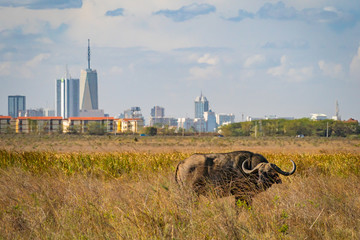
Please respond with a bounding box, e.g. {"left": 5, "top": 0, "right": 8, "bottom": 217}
{"left": 64, "top": 117, "right": 114, "bottom": 134}
{"left": 0, "top": 116, "right": 13, "bottom": 133}
{"left": 15, "top": 117, "right": 63, "bottom": 133}
{"left": 344, "top": 118, "right": 358, "bottom": 123}
{"left": 114, "top": 118, "right": 144, "bottom": 133}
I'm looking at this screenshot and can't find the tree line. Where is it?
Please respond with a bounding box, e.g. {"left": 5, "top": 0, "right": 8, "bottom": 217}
{"left": 219, "top": 118, "right": 360, "bottom": 137}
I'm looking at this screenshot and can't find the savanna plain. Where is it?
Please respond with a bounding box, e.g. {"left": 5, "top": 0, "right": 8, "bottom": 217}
{"left": 1, "top": 134, "right": 360, "bottom": 239}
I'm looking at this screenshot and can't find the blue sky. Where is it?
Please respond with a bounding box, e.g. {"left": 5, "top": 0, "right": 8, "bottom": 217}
{"left": 0, "top": 0, "right": 359, "bottom": 121}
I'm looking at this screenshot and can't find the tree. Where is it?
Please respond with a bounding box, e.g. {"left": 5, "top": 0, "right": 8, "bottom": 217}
{"left": 87, "top": 122, "right": 106, "bottom": 135}
{"left": 283, "top": 118, "right": 312, "bottom": 136}
{"left": 68, "top": 124, "right": 81, "bottom": 134}
{"left": 144, "top": 127, "right": 157, "bottom": 136}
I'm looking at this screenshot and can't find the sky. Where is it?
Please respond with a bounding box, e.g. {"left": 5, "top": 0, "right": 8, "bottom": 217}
{"left": 0, "top": 0, "right": 359, "bottom": 122}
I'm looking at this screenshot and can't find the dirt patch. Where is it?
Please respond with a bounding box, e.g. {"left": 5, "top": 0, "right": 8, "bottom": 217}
{"left": 1, "top": 135, "right": 359, "bottom": 154}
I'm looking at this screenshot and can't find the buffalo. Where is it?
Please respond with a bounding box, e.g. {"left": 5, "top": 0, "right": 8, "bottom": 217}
{"left": 175, "top": 151, "right": 296, "bottom": 204}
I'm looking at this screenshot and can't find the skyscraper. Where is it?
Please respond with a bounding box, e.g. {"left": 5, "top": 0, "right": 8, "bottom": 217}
{"left": 194, "top": 93, "right": 209, "bottom": 118}
{"left": 8, "top": 95, "right": 26, "bottom": 118}
{"left": 80, "top": 39, "right": 98, "bottom": 111}
{"left": 56, "top": 77, "right": 79, "bottom": 118}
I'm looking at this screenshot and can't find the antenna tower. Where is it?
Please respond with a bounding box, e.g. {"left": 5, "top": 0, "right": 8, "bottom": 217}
{"left": 65, "top": 64, "right": 70, "bottom": 79}
{"left": 87, "top": 39, "right": 91, "bottom": 70}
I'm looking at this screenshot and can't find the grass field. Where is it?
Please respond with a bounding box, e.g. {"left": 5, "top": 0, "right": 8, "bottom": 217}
{"left": 0, "top": 135, "right": 359, "bottom": 239}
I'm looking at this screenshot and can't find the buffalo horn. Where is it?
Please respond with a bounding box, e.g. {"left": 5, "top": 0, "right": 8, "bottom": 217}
{"left": 270, "top": 160, "right": 296, "bottom": 176}
{"left": 242, "top": 160, "right": 265, "bottom": 174}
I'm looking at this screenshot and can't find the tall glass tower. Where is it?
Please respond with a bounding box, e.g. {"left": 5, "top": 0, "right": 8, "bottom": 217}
{"left": 56, "top": 77, "right": 79, "bottom": 118}
{"left": 8, "top": 95, "right": 26, "bottom": 118}
{"left": 80, "top": 39, "right": 98, "bottom": 110}
{"left": 194, "top": 93, "right": 209, "bottom": 118}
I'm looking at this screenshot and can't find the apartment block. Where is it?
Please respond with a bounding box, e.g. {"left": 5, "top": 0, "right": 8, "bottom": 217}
{"left": 0, "top": 116, "right": 13, "bottom": 133}
{"left": 115, "top": 118, "right": 144, "bottom": 134}
{"left": 64, "top": 117, "right": 114, "bottom": 134}
{"left": 15, "top": 117, "right": 63, "bottom": 133}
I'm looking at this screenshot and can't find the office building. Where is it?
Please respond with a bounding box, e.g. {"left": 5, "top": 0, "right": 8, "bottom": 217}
{"left": 78, "top": 109, "right": 104, "bottom": 117}
{"left": 8, "top": 95, "right": 26, "bottom": 118}
{"left": 216, "top": 113, "right": 235, "bottom": 126}
{"left": 194, "top": 118, "right": 206, "bottom": 133}
{"left": 56, "top": 77, "right": 80, "bottom": 118}
{"left": 310, "top": 113, "right": 328, "bottom": 121}
{"left": 44, "top": 109, "right": 55, "bottom": 117}
{"left": 124, "top": 107, "right": 143, "bottom": 119}
{"left": 195, "top": 93, "right": 209, "bottom": 118}
{"left": 204, "top": 110, "right": 217, "bottom": 132}
{"left": 80, "top": 39, "right": 98, "bottom": 111}
{"left": 19, "top": 108, "right": 45, "bottom": 117}
{"left": 177, "top": 118, "right": 194, "bottom": 131}
{"left": 151, "top": 106, "right": 165, "bottom": 118}
{"left": 149, "top": 117, "right": 178, "bottom": 127}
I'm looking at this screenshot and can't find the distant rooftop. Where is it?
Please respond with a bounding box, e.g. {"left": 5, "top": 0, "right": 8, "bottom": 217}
{"left": 195, "top": 93, "right": 208, "bottom": 102}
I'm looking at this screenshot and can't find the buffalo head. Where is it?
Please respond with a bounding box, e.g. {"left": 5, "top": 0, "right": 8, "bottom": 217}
{"left": 242, "top": 159, "right": 296, "bottom": 190}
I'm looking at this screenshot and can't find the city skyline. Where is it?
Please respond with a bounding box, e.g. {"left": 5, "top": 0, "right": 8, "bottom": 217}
{"left": 0, "top": 1, "right": 359, "bottom": 121}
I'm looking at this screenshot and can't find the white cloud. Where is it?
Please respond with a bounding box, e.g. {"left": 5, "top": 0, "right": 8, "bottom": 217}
{"left": 243, "top": 54, "right": 265, "bottom": 68}
{"left": 0, "top": 0, "right": 82, "bottom": 9}
{"left": 318, "top": 60, "right": 342, "bottom": 77}
{"left": 267, "top": 55, "right": 287, "bottom": 76}
{"left": 197, "top": 53, "right": 218, "bottom": 65}
{"left": 226, "top": 2, "right": 360, "bottom": 31}
{"left": 128, "top": 63, "right": 135, "bottom": 72}
{"left": 350, "top": 45, "right": 360, "bottom": 81}
{"left": 154, "top": 3, "right": 216, "bottom": 22}
{"left": 35, "top": 37, "right": 53, "bottom": 44}
{"left": 0, "top": 62, "right": 11, "bottom": 76}
{"left": 287, "top": 66, "right": 313, "bottom": 82}
{"left": 25, "top": 53, "right": 51, "bottom": 68}
{"left": 110, "top": 66, "right": 124, "bottom": 74}
{"left": 188, "top": 65, "right": 221, "bottom": 81}
{"left": 267, "top": 55, "right": 313, "bottom": 82}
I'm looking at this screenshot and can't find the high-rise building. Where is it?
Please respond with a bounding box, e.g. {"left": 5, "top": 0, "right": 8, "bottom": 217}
{"left": 124, "top": 107, "right": 143, "bottom": 119}
{"left": 204, "top": 110, "right": 217, "bottom": 132}
{"left": 216, "top": 113, "right": 235, "bottom": 126}
{"left": 20, "top": 108, "right": 45, "bottom": 117}
{"left": 44, "top": 109, "right": 55, "bottom": 117}
{"left": 194, "top": 118, "right": 206, "bottom": 133}
{"left": 195, "top": 93, "right": 209, "bottom": 118}
{"left": 80, "top": 39, "right": 98, "bottom": 111}
{"left": 8, "top": 95, "right": 26, "bottom": 118}
{"left": 151, "top": 106, "right": 165, "bottom": 118}
{"left": 56, "top": 77, "right": 80, "bottom": 118}
{"left": 177, "top": 118, "right": 194, "bottom": 131}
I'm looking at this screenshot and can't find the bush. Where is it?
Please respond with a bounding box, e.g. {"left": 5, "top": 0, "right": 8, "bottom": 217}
{"left": 220, "top": 119, "right": 360, "bottom": 137}
{"left": 144, "top": 127, "right": 158, "bottom": 136}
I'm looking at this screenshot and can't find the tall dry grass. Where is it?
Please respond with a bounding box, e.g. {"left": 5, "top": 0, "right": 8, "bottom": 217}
{"left": 0, "top": 150, "right": 359, "bottom": 239}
